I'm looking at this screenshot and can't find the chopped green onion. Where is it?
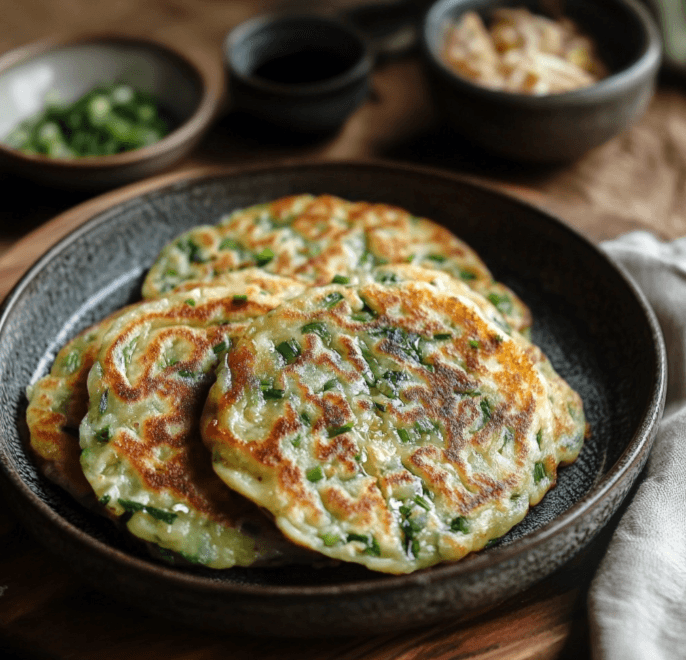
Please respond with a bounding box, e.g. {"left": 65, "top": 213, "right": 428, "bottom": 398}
{"left": 323, "top": 292, "right": 344, "bottom": 308}
{"left": 397, "top": 428, "right": 413, "bottom": 443}
{"left": 534, "top": 462, "right": 546, "bottom": 483}
{"left": 185, "top": 299, "right": 195, "bottom": 307}
{"left": 487, "top": 293, "right": 513, "bottom": 316}
{"left": 178, "top": 369, "right": 195, "bottom": 379}
{"left": 433, "top": 333, "right": 452, "bottom": 341}
{"left": 413, "top": 494, "right": 431, "bottom": 511}
{"left": 328, "top": 422, "right": 354, "bottom": 438}
{"left": 232, "top": 294, "right": 248, "bottom": 303}
{"left": 469, "top": 339, "right": 480, "bottom": 349}
{"left": 332, "top": 274, "right": 349, "bottom": 284}
{"left": 480, "top": 399, "right": 492, "bottom": 424}
{"left": 536, "top": 429, "right": 543, "bottom": 448}
{"left": 255, "top": 247, "right": 274, "bottom": 266}
{"left": 276, "top": 339, "right": 301, "bottom": 364}
{"left": 212, "top": 341, "right": 229, "bottom": 354}
{"left": 63, "top": 350, "right": 80, "bottom": 374}
{"left": 98, "top": 495, "right": 111, "bottom": 506}
{"left": 219, "top": 237, "right": 240, "bottom": 250}
{"left": 306, "top": 466, "right": 324, "bottom": 482}
{"left": 300, "top": 412, "right": 311, "bottom": 427}
{"left": 346, "top": 533, "right": 368, "bottom": 544}
{"left": 373, "top": 402, "right": 386, "bottom": 412}
{"left": 450, "top": 516, "right": 469, "bottom": 533}
{"left": 321, "top": 532, "right": 340, "bottom": 546}
{"left": 118, "top": 499, "right": 177, "bottom": 524}
{"left": 261, "top": 386, "right": 285, "bottom": 400}
{"left": 323, "top": 379, "right": 338, "bottom": 392}
{"left": 365, "top": 537, "right": 382, "bottom": 557}
{"left": 99, "top": 390, "right": 108, "bottom": 414}
{"left": 301, "top": 321, "right": 330, "bottom": 341}
{"left": 145, "top": 506, "right": 178, "bottom": 525}
{"left": 291, "top": 435, "right": 302, "bottom": 448}
{"left": 459, "top": 270, "right": 476, "bottom": 281}
{"left": 95, "top": 426, "right": 112, "bottom": 443}
{"left": 426, "top": 253, "right": 447, "bottom": 263}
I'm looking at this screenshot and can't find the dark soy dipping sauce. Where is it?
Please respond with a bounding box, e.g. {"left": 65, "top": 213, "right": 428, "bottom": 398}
{"left": 253, "top": 49, "right": 356, "bottom": 84}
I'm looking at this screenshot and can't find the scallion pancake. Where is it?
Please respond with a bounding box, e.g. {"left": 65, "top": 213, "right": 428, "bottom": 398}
{"left": 78, "top": 281, "right": 313, "bottom": 568}
{"left": 142, "top": 194, "right": 531, "bottom": 332}
{"left": 201, "top": 276, "right": 585, "bottom": 574}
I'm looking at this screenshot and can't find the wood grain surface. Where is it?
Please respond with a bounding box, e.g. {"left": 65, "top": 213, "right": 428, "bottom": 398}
{"left": 0, "top": 0, "right": 682, "bottom": 658}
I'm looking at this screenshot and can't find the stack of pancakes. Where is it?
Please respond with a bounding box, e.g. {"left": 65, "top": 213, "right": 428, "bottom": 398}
{"left": 26, "top": 194, "right": 586, "bottom": 575}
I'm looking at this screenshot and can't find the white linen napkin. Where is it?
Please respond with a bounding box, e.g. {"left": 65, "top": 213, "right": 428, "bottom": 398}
{"left": 589, "top": 231, "right": 686, "bottom": 660}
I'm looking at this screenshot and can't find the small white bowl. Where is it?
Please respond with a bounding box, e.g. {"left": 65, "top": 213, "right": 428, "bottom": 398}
{"left": 0, "top": 34, "right": 225, "bottom": 189}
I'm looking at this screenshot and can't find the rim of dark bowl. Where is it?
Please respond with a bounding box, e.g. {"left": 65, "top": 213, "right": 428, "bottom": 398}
{"left": 422, "top": 0, "right": 662, "bottom": 107}
{"left": 0, "top": 159, "right": 667, "bottom": 600}
{"left": 224, "top": 12, "right": 375, "bottom": 97}
{"left": 0, "top": 33, "right": 224, "bottom": 170}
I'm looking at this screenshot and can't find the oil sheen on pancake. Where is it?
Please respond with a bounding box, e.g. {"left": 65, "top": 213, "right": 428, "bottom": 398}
{"left": 79, "top": 281, "right": 313, "bottom": 569}
{"left": 141, "top": 194, "right": 531, "bottom": 332}
{"left": 201, "top": 275, "right": 585, "bottom": 574}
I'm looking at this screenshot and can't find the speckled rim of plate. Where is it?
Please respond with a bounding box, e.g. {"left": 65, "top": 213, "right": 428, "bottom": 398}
{"left": 0, "top": 161, "right": 667, "bottom": 636}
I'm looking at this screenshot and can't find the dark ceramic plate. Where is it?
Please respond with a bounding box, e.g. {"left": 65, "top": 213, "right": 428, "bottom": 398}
{"left": 0, "top": 162, "right": 665, "bottom": 636}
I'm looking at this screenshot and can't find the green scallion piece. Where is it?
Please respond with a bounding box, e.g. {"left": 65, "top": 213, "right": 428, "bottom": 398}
{"left": 426, "top": 253, "right": 447, "bottom": 263}
{"left": 480, "top": 399, "right": 492, "bottom": 424}
{"left": 95, "top": 426, "right": 112, "bottom": 443}
{"left": 433, "top": 333, "right": 452, "bottom": 341}
{"left": 323, "top": 292, "right": 344, "bottom": 308}
{"left": 219, "top": 237, "right": 240, "bottom": 250}
{"left": 536, "top": 429, "right": 543, "bottom": 448}
{"left": 459, "top": 270, "right": 476, "bottom": 281}
{"left": 374, "top": 402, "right": 386, "bottom": 412}
{"left": 98, "top": 495, "right": 111, "bottom": 506}
{"left": 487, "top": 293, "right": 513, "bottom": 316}
{"left": 321, "top": 532, "right": 340, "bottom": 547}
{"left": 346, "top": 533, "right": 368, "bottom": 544}
{"left": 301, "top": 321, "right": 330, "bottom": 341}
{"left": 178, "top": 369, "right": 195, "bottom": 379}
{"left": 328, "top": 422, "right": 353, "bottom": 438}
{"left": 262, "top": 387, "right": 285, "bottom": 400}
{"left": 212, "top": 341, "right": 228, "bottom": 354}
{"left": 145, "top": 506, "right": 178, "bottom": 525}
{"left": 365, "top": 537, "right": 382, "bottom": 557}
{"left": 184, "top": 299, "right": 195, "bottom": 307}
{"left": 232, "top": 294, "right": 248, "bottom": 303}
{"left": 255, "top": 247, "right": 274, "bottom": 266}
{"left": 323, "top": 379, "right": 338, "bottom": 392}
{"left": 63, "top": 350, "right": 80, "bottom": 374}
{"left": 300, "top": 412, "right": 311, "bottom": 426}
{"left": 306, "top": 466, "right": 324, "bottom": 482}
{"left": 413, "top": 495, "right": 431, "bottom": 511}
{"left": 469, "top": 339, "right": 480, "bottom": 349}
{"left": 332, "top": 274, "right": 350, "bottom": 284}
{"left": 397, "top": 428, "right": 412, "bottom": 443}
{"left": 276, "top": 339, "right": 301, "bottom": 364}
{"left": 450, "top": 516, "right": 469, "bottom": 533}
{"left": 534, "top": 462, "right": 546, "bottom": 483}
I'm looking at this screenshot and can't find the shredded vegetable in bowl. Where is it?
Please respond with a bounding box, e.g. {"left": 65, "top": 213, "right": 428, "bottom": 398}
{"left": 442, "top": 8, "right": 608, "bottom": 95}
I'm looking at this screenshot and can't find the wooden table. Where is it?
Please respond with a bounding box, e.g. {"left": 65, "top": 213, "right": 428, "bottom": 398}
{"left": 0, "top": 1, "right": 682, "bottom": 657}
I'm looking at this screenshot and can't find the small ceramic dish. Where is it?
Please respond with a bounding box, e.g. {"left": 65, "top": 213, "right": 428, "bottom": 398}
{"left": 224, "top": 13, "right": 374, "bottom": 136}
{"left": 0, "top": 34, "right": 224, "bottom": 189}
{"left": 421, "top": 0, "right": 662, "bottom": 162}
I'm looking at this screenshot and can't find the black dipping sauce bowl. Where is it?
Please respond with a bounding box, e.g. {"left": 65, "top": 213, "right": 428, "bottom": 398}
{"left": 224, "top": 13, "right": 374, "bottom": 137}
